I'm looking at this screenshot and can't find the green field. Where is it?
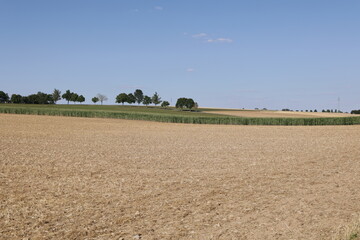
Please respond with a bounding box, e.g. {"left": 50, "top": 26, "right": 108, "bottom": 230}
{"left": 1, "top": 104, "right": 360, "bottom": 126}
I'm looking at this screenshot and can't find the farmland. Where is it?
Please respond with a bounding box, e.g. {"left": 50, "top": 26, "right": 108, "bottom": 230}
{"left": 1, "top": 114, "right": 360, "bottom": 239}
{"left": 205, "top": 110, "right": 353, "bottom": 118}
{"left": 1, "top": 104, "right": 360, "bottom": 126}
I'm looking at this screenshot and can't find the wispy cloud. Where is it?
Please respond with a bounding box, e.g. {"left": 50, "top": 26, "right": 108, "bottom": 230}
{"left": 192, "top": 33, "right": 207, "bottom": 39}
{"left": 154, "top": 6, "right": 164, "bottom": 11}
{"left": 207, "top": 38, "right": 233, "bottom": 43}
{"left": 186, "top": 68, "right": 195, "bottom": 72}
{"left": 191, "top": 33, "right": 233, "bottom": 43}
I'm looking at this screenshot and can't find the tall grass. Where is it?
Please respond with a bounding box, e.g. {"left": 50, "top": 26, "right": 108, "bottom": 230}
{"left": 1, "top": 106, "right": 360, "bottom": 125}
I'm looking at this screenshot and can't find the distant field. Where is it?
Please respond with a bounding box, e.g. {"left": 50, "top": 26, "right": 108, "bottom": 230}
{"left": 0, "top": 104, "right": 360, "bottom": 125}
{"left": 0, "top": 104, "right": 216, "bottom": 117}
{"left": 1, "top": 114, "right": 360, "bottom": 239}
{"left": 206, "top": 110, "right": 353, "bottom": 118}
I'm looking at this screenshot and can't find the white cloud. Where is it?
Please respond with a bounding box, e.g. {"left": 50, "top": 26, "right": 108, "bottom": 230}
{"left": 154, "top": 6, "right": 164, "bottom": 11}
{"left": 192, "top": 33, "right": 208, "bottom": 39}
{"left": 191, "top": 33, "right": 233, "bottom": 43}
{"left": 186, "top": 68, "right": 195, "bottom": 72}
{"left": 207, "top": 38, "right": 233, "bottom": 43}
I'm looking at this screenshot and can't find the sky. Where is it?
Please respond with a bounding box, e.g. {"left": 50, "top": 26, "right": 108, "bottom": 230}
{"left": 1, "top": 0, "right": 359, "bottom": 111}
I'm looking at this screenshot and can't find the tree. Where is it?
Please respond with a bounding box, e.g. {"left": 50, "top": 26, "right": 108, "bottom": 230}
{"left": 116, "top": 93, "right": 128, "bottom": 105}
{"left": 70, "top": 93, "right": 79, "bottom": 104}
{"left": 37, "top": 92, "right": 53, "bottom": 104}
{"left": 0, "top": 91, "right": 10, "bottom": 103}
{"left": 134, "top": 89, "right": 144, "bottom": 105}
{"left": 62, "top": 90, "right": 72, "bottom": 104}
{"left": 175, "top": 98, "right": 187, "bottom": 109}
{"left": 176, "top": 98, "right": 195, "bottom": 110}
{"left": 25, "top": 92, "right": 53, "bottom": 104}
{"left": 97, "top": 94, "right": 108, "bottom": 105}
{"left": 52, "top": 89, "right": 61, "bottom": 104}
{"left": 152, "top": 92, "right": 162, "bottom": 106}
{"left": 11, "top": 94, "right": 23, "bottom": 104}
{"left": 27, "top": 94, "right": 39, "bottom": 104}
{"left": 22, "top": 96, "right": 29, "bottom": 104}
{"left": 161, "top": 101, "right": 170, "bottom": 108}
{"left": 127, "top": 93, "right": 136, "bottom": 104}
{"left": 77, "top": 95, "right": 85, "bottom": 104}
{"left": 92, "top": 97, "right": 99, "bottom": 104}
{"left": 38, "top": 92, "right": 52, "bottom": 104}
{"left": 185, "top": 98, "right": 195, "bottom": 110}
{"left": 143, "top": 95, "right": 152, "bottom": 106}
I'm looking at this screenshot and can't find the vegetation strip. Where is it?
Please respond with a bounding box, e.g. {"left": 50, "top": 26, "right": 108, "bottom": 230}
{"left": 1, "top": 106, "right": 360, "bottom": 125}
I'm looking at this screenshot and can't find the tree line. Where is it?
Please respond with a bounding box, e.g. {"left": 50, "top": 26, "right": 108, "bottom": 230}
{"left": 115, "top": 90, "right": 169, "bottom": 107}
{"left": 0, "top": 89, "right": 198, "bottom": 110}
{"left": 0, "top": 89, "right": 85, "bottom": 104}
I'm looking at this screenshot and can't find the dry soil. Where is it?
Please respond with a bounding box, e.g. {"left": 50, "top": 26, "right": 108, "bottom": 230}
{"left": 1, "top": 114, "right": 360, "bottom": 239}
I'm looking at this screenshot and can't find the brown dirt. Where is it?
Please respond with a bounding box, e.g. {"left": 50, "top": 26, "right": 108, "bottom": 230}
{"left": 205, "top": 110, "right": 353, "bottom": 118}
{"left": 1, "top": 114, "right": 360, "bottom": 240}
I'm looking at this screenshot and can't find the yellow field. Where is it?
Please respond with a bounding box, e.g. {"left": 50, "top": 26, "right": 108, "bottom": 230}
{"left": 205, "top": 110, "right": 353, "bottom": 118}
{"left": 1, "top": 114, "right": 360, "bottom": 239}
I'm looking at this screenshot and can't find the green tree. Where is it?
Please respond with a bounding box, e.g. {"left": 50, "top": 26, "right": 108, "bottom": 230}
{"left": 185, "top": 98, "right": 195, "bottom": 110}
{"left": 52, "top": 89, "right": 61, "bottom": 104}
{"left": 77, "top": 95, "right": 85, "bottom": 104}
{"left": 27, "top": 94, "right": 39, "bottom": 104}
{"left": 116, "top": 93, "right": 128, "bottom": 105}
{"left": 127, "top": 93, "right": 136, "bottom": 104}
{"left": 62, "top": 90, "right": 72, "bottom": 104}
{"left": 70, "top": 93, "right": 79, "bottom": 104}
{"left": 161, "top": 101, "right": 170, "bottom": 108}
{"left": 11, "top": 94, "right": 23, "bottom": 104}
{"left": 92, "top": 97, "right": 99, "bottom": 104}
{"left": 152, "top": 92, "right": 162, "bottom": 106}
{"left": 97, "top": 94, "right": 108, "bottom": 105}
{"left": 0, "top": 91, "right": 10, "bottom": 103}
{"left": 134, "top": 89, "right": 144, "bottom": 105}
{"left": 38, "top": 92, "right": 53, "bottom": 104}
{"left": 175, "top": 98, "right": 187, "bottom": 109}
{"left": 25, "top": 92, "right": 53, "bottom": 104}
{"left": 176, "top": 98, "right": 195, "bottom": 110}
{"left": 143, "top": 95, "right": 152, "bottom": 106}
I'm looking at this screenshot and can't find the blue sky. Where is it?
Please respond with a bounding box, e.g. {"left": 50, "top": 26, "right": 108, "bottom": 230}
{"left": 1, "top": 0, "right": 359, "bottom": 111}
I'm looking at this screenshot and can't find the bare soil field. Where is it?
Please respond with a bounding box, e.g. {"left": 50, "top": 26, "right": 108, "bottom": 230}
{"left": 1, "top": 114, "right": 360, "bottom": 239}
{"left": 205, "top": 110, "right": 353, "bottom": 118}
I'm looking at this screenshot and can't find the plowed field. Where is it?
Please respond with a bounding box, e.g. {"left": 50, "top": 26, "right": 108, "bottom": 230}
{"left": 1, "top": 114, "right": 360, "bottom": 239}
